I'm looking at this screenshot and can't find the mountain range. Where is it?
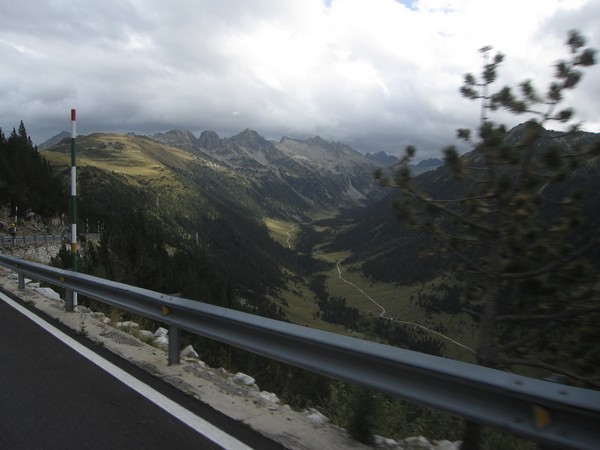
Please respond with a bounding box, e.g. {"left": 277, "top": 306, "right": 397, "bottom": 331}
{"left": 42, "top": 129, "right": 392, "bottom": 218}
{"left": 41, "top": 129, "right": 441, "bottom": 213}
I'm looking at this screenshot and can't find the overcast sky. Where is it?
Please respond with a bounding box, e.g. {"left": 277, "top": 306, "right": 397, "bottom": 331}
{"left": 1, "top": 0, "right": 598, "bottom": 158}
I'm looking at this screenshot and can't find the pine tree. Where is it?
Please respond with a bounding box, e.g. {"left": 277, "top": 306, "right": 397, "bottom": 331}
{"left": 0, "top": 121, "right": 66, "bottom": 215}
{"left": 376, "top": 30, "right": 598, "bottom": 448}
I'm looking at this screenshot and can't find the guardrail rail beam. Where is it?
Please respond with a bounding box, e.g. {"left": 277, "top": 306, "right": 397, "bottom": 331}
{"left": 0, "top": 252, "right": 598, "bottom": 449}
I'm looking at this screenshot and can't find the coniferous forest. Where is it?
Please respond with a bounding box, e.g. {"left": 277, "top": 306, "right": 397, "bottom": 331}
{"left": 0, "top": 121, "right": 65, "bottom": 217}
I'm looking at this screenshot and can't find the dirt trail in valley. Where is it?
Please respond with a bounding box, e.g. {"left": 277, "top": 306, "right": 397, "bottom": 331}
{"left": 287, "top": 222, "right": 474, "bottom": 353}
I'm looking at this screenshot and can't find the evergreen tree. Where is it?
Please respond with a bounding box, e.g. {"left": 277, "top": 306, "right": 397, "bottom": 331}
{"left": 376, "top": 31, "right": 598, "bottom": 448}
{"left": 0, "top": 121, "right": 66, "bottom": 216}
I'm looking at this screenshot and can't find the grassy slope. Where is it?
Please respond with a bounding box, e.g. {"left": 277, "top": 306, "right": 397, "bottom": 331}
{"left": 43, "top": 134, "right": 198, "bottom": 212}
{"left": 43, "top": 134, "right": 213, "bottom": 238}
{"left": 263, "top": 217, "right": 295, "bottom": 248}
{"left": 46, "top": 133, "right": 195, "bottom": 174}
{"left": 320, "top": 250, "right": 477, "bottom": 362}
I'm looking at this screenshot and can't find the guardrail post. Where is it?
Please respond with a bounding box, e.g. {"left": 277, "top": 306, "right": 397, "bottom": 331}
{"left": 65, "top": 289, "right": 75, "bottom": 312}
{"left": 168, "top": 325, "right": 181, "bottom": 365}
{"left": 18, "top": 273, "right": 25, "bottom": 290}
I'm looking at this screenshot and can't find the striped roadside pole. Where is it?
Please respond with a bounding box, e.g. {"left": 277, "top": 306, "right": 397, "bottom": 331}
{"left": 68, "top": 108, "right": 78, "bottom": 309}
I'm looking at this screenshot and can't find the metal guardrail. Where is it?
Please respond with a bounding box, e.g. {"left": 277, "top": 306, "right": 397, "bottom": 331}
{"left": 0, "top": 233, "right": 100, "bottom": 247}
{"left": 0, "top": 234, "right": 63, "bottom": 246}
{"left": 0, "top": 253, "right": 598, "bottom": 449}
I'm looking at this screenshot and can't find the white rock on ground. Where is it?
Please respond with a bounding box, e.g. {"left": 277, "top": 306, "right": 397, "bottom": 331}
{"left": 32, "top": 286, "right": 62, "bottom": 301}
{"left": 181, "top": 344, "right": 199, "bottom": 358}
{"left": 403, "top": 436, "right": 432, "bottom": 449}
{"left": 304, "top": 408, "right": 329, "bottom": 426}
{"left": 232, "top": 372, "right": 256, "bottom": 386}
{"left": 375, "top": 435, "right": 398, "bottom": 448}
{"left": 138, "top": 330, "right": 155, "bottom": 340}
{"left": 433, "top": 440, "right": 461, "bottom": 450}
{"left": 154, "top": 326, "right": 168, "bottom": 337}
{"left": 116, "top": 321, "right": 139, "bottom": 329}
{"left": 257, "top": 391, "right": 280, "bottom": 410}
{"left": 155, "top": 335, "right": 168, "bottom": 346}
{"left": 400, "top": 436, "right": 461, "bottom": 449}
{"left": 258, "top": 391, "right": 279, "bottom": 404}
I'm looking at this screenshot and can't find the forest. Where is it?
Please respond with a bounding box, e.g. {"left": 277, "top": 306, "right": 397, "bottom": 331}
{"left": 0, "top": 121, "right": 65, "bottom": 218}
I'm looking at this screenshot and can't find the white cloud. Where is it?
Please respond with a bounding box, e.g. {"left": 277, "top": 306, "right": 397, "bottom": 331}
{"left": 0, "top": 0, "right": 598, "bottom": 158}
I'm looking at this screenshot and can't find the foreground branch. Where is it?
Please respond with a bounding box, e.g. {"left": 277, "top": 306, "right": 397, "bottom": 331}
{"left": 496, "top": 357, "right": 600, "bottom": 388}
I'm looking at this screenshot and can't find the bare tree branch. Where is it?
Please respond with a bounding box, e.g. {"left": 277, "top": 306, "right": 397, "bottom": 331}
{"left": 495, "top": 357, "right": 600, "bottom": 388}
{"left": 497, "top": 305, "right": 600, "bottom": 322}
{"left": 407, "top": 187, "right": 496, "bottom": 235}
{"left": 500, "top": 228, "right": 600, "bottom": 280}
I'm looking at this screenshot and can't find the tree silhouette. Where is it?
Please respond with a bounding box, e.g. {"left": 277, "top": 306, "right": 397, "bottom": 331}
{"left": 376, "top": 30, "right": 598, "bottom": 448}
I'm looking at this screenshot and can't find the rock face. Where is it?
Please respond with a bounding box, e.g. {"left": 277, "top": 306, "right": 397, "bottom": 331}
{"left": 153, "top": 129, "right": 200, "bottom": 152}
{"left": 153, "top": 128, "right": 385, "bottom": 211}
{"left": 198, "top": 130, "right": 221, "bottom": 150}
{"left": 365, "top": 151, "right": 399, "bottom": 167}
{"left": 39, "top": 131, "right": 71, "bottom": 149}
{"left": 1, "top": 242, "right": 63, "bottom": 264}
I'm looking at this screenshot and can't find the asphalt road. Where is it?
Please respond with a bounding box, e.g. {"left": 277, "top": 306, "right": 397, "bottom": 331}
{"left": 0, "top": 288, "right": 284, "bottom": 450}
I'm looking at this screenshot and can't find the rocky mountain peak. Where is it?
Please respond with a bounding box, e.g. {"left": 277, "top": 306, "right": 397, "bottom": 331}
{"left": 153, "top": 129, "right": 199, "bottom": 150}
{"left": 305, "top": 136, "right": 355, "bottom": 158}
{"left": 306, "top": 136, "right": 329, "bottom": 147}
{"left": 198, "top": 130, "right": 222, "bottom": 150}
{"left": 365, "top": 151, "right": 399, "bottom": 167}
{"left": 416, "top": 158, "right": 443, "bottom": 168}
{"left": 39, "top": 131, "right": 70, "bottom": 149}
{"left": 227, "top": 129, "right": 272, "bottom": 153}
{"left": 229, "top": 128, "right": 263, "bottom": 142}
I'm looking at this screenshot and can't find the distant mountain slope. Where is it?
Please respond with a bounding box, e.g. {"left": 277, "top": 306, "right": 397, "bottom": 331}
{"left": 38, "top": 131, "right": 70, "bottom": 149}
{"left": 325, "top": 126, "right": 600, "bottom": 285}
{"left": 41, "top": 132, "right": 295, "bottom": 299}
{"left": 365, "top": 151, "right": 442, "bottom": 175}
{"left": 274, "top": 135, "right": 382, "bottom": 204}
{"left": 365, "top": 151, "right": 399, "bottom": 167}
{"left": 414, "top": 158, "right": 443, "bottom": 173}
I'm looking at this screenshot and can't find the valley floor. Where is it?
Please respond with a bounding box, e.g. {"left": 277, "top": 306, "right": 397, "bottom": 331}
{"left": 272, "top": 220, "right": 478, "bottom": 364}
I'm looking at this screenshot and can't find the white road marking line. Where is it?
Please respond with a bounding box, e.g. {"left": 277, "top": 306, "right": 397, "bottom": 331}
{"left": 0, "top": 292, "right": 252, "bottom": 450}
